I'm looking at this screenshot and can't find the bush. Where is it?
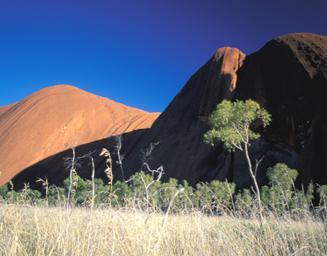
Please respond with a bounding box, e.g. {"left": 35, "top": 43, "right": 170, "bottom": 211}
{"left": 194, "top": 180, "right": 235, "bottom": 214}
{"left": 263, "top": 164, "right": 297, "bottom": 214}
{"left": 111, "top": 180, "right": 132, "bottom": 206}
{"left": 0, "top": 184, "right": 9, "bottom": 199}
{"left": 235, "top": 189, "right": 253, "bottom": 216}
{"left": 0, "top": 165, "right": 326, "bottom": 221}
{"left": 318, "top": 185, "right": 327, "bottom": 206}
{"left": 48, "top": 185, "right": 66, "bottom": 206}
{"left": 266, "top": 163, "right": 298, "bottom": 190}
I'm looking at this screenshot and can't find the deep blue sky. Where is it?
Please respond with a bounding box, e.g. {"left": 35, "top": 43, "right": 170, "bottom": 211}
{"left": 0, "top": 0, "right": 326, "bottom": 112}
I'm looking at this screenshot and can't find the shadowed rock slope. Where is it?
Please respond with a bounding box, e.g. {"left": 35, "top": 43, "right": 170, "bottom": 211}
{"left": 235, "top": 33, "right": 327, "bottom": 186}
{"left": 11, "top": 33, "right": 327, "bottom": 189}
{"left": 0, "top": 85, "right": 159, "bottom": 185}
{"left": 117, "top": 33, "right": 327, "bottom": 187}
{"left": 122, "top": 47, "right": 247, "bottom": 184}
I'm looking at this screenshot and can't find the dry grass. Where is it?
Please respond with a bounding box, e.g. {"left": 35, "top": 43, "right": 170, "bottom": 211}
{"left": 0, "top": 204, "right": 326, "bottom": 256}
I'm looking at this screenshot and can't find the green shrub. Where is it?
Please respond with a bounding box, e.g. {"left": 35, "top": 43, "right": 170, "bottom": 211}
{"left": 209, "top": 180, "right": 235, "bottom": 211}
{"left": 1, "top": 166, "right": 326, "bottom": 221}
{"left": 111, "top": 180, "right": 132, "bottom": 206}
{"left": 235, "top": 189, "right": 253, "bottom": 216}
{"left": 48, "top": 185, "right": 66, "bottom": 206}
{"left": 193, "top": 180, "right": 235, "bottom": 214}
{"left": 318, "top": 185, "right": 327, "bottom": 207}
{"left": 0, "top": 184, "right": 9, "bottom": 199}
{"left": 173, "top": 180, "right": 194, "bottom": 212}
{"left": 266, "top": 163, "right": 298, "bottom": 190}
{"left": 262, "top": 163, "right": 297, "bottom": 214}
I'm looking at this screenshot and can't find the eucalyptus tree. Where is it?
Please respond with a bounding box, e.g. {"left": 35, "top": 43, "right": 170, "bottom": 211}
{"left": 204, "top": 99, "right": 271, "bottom": 220}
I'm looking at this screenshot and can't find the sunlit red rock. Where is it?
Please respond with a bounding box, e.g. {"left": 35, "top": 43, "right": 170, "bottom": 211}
{"left": 0, "top": 85, "right": 159, "bottom": 185}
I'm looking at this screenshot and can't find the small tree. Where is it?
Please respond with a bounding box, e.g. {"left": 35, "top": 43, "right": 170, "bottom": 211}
{"left": 204, "top": 99, "right": 271, "bottom": 220}
{"left": 264, "top": 163, "right": 298, "bottom": 215}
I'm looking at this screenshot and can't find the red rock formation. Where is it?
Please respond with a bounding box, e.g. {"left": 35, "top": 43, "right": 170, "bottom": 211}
{"left": 120, "top": 33, "right": 327, "bottom": 187}
{"left": 235, "top": 33, "right": 327, "bottom": 186}
{"left": 0, "top": 85, "right": 159, "bottom": 185}
{"left": 11, "top": 48, "right": 246, "bottom": 188}
{"left": 214, "top": 47, "right": 245, "bottom": 91}
{"left": 118, "top": 47, "right": 247, "bottom": 184}
{"left": 0, "top": 104, "right": 13, "bottom": 116}
{"left": 10, "top": 33, "right": 327, "bottom": 189}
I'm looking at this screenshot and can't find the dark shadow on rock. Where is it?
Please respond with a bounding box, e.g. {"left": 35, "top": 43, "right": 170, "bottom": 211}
{"left": 12, "top": 129, "right": 149, "bottom": 190}
{"left": 12, "top": 33, "right": 327, "bottom": 190}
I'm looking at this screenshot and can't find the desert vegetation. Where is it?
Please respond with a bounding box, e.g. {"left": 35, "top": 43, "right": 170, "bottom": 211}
{"left": 1, "top": 163, "right": 327, "bottom": 217}
{"left": 1, "top": 204, "right": 326, "bottom": 256}
{"left": 1, "top": 166, "right": 327, "bottom": 256}
{"left": 204, "top": 99, "right": 271, "bottom": 221}
{"left": 1, "top": 100, "right": 327, "bottom": 255}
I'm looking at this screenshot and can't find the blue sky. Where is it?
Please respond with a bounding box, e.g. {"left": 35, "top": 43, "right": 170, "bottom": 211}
{"left": 0, "top": 0, "right": 326, "bottom": 112}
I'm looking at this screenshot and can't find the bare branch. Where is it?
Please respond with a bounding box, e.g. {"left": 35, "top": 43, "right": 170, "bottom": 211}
{"left": 254, "top": 155, "right": 265, "bottom": 177}
{"left": 231, "top": 142, "right": 243, "bottom": 151}
{"left": 113, "top": 135, "right": 125, "bottom": 181}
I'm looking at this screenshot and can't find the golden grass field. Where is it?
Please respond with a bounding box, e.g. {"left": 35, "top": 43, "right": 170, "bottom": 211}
{"left": 0, "top": 204, "right": 326, "bottom": 256}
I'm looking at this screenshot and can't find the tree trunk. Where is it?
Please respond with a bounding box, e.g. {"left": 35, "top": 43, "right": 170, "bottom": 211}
{"left": 243, "top": 143, "right": 263, "bottom": 222}
{"left": 67, "top": 147, "right": 76, "bottom": 207}
{"left": 90, "top": 156, "right": 95, "bottom": 209}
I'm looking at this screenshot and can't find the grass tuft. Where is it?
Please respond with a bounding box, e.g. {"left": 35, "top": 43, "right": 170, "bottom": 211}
{"left": 0, "top": 204, "right": 326, "bottom": 256}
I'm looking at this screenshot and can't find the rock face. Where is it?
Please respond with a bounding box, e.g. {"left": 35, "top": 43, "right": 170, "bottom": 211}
{"left": 235, "top": 33, "right": 327, "bottom": 186}
{"left": 0, "top": 85, "right": 159, "bottom": 185}
{"left": 0, "top": 104, "right": 14, "bottom": 116}
{"left": 120, "top": 47, "right": 247, "bottom": 184}
{"left": 123, "top": 33, "right": 327, "bottom": 187}
{"left": 12, "top": 129, "right": 148, "bottom": 189}
{"left": 10, "top": 33, "right": 327, "bottom": 189}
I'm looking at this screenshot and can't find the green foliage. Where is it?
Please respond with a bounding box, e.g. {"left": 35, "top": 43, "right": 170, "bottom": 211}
{"left": 260, "top": 185, "right": 271, "bottom": 207}
{"left": 128, "top": 171, "right": 161, "bottom": 208}
{"left": 204, "top": 100, "right": 271, "bottom": 151}
{"left": 111, "top": 180, "right": 132, "bottom": 206}
{"left": 62, "top": 175, "right": 110, "bottom": 206}
{"left": 194, "top": 180, "right": 235, "bottom": 214}
{"left": 265, "top": 163, "right": 298, "bottom": 213}
{"left": 204, "top": 99, "right": 271, "bottom": 221}
{"left": 0, "top": 184, "right": 9, "bottom": 199}
{"left": 262, "top": 163, "right": 315, "bottom": 217}
{"left": 194, "top": 182, "right": 213, "bottom": 211}
{"left": 170, "top": 180, "right": 194, "bottom": 212}
{"left": 93, "top": 179, "right": 110, "bottom": 205}
{"left": 210, "top": 180, "right": 236, "bottom": 206}
{"left": 0, "top": 166, "right": 326, "bottom": 221}
{"left": 235, "top": 189, "right": 253, "bottom": 215}
{"left": 318, "top": 185, "right": 327, "bottom": 206}
{"left": 48, "top": 185, "right": 66, "bottom": 205}
{"left": 2, "top": 183, "right": 42, "bottom": 204}
{"left": 266, "top": 163, "right": 298, "bottom": 190}
{"left": 156, "top": 178, "right": 180, "bottom": 210}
